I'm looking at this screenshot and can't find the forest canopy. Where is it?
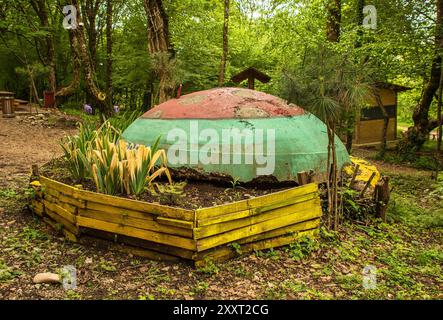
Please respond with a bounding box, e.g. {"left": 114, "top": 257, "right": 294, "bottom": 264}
{"left": 0, "top": 0, "right": 440, "bottom": 150}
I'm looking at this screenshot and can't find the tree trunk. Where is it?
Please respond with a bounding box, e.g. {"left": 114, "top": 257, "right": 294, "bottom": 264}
{"left": 325, "top": 0, "right": 341, "bottom": 230}
{"left": 326, "top": 0, "right": 341, "bottom": 42}
{"left": 143, "top": 0, "right": 174, "bottom": 104}
{"left": 72, "top": 0, "right": 111, "bottom": 117}
{"left": 55, "top": 30, "right": 80, "bottom": 104}
{"left": 106, "top": 0, "right": 113, "bottom": 105}
{"left": 402, "top": 0, "right": 443, "bottom": 151}
{"left": 30, "top": 0, "right": 57, "bottom": 95}
{"left": 437, "top": 70, "right": 442, "bottom": 152}
{"left": 345, "top": 0, "right": 365, "bottom": 153}
{"left": 375, "top": 89, "right": 389, "bottom": 157}
{"left": 218, "top": 0, "right": 230, "bottom": 87}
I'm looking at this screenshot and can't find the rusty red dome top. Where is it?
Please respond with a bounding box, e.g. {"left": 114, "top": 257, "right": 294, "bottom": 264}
{"left": 142, "top": 87, "right": 305, "bottom": 119}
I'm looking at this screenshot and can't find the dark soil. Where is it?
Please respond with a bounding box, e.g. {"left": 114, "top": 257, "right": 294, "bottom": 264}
{"left": 39, "top": 158, "right": 294, "bottom": 210}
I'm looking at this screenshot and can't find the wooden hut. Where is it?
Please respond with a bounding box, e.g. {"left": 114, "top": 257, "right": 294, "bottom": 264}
{"left": 353, "top": 83, "right": 410, "bottom": 147}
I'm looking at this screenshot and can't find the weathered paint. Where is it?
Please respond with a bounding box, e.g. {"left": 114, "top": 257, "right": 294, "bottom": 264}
{"left": 122, "top": 116, "right": 349, "bottom": 182}
{"left": 122, "top": 87, "right": 350, "bottom": 182}
{"left": 141, "top": 87, "right": 305, "bottom": 119}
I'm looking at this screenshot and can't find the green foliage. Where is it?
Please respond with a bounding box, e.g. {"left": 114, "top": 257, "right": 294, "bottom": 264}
{"left": 287, "top": 235, "right": 320, "bottom": 262}
{"left": 197, "top": 258, "right": 220, "bottom": 275}
{"left": 149, "top": 181, "right": 186, "bottom": 205}
{"left": 0, "top": 260, "right": 21, "bottom": 283}
{"left": 61, "top": 121, "right": 171, "bottom": 195}
{"left": 60, "top": 122, "right": 96, "bottom": 181}
{"left": 108, "top": 110, "right": 143, "bottom": 132}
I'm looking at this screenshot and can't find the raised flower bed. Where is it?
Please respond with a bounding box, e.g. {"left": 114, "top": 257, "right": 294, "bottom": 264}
{"left": 30, "top": 175, "right": 322, "bottom": 266}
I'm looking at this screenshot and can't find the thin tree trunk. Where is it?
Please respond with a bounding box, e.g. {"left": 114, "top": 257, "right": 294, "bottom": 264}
{"left": 375, "top": 89, "right": 389, "bottom": 157}
{"left": 72, "top": 0, "right": 111, "bottom": 117}
{"left": 437, "top": 70, "right": 442, "bottom": 152}
{"left": 326, "top": 0, "right": 341, "bottom": 229}
{"left": 106, "top": 0, "right": 113, "bottom": 104}
{"left": 402, "top": 0, "right": 443, "bottom": 151}
{"left": 218, "top": 0, "right": 230, "bottom": 87}
{"left": 143, "top": 0, "right": 174, "bottom": 103}
{"left": 55, "top": 30, "right": 80, "bottom": 104}
{"left": 345, "top": 0, "right": 365, "bottom": 152}
{"left": 326, "top": 0, "right": 341, "bottom": 42}
{"left": 30, "top": 0, "right": 57, "bottom": 94}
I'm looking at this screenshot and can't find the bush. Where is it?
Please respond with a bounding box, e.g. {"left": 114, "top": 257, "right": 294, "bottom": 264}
{"left": 61, "top": 121, "right": 171, "bottom": 195}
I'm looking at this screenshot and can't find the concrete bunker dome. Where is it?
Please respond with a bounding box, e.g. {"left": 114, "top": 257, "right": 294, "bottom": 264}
{"left": 122, "top": 87, "right": 350, "bottom": 183}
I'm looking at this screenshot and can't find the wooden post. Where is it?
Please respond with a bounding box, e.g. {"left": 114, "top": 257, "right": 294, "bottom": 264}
{"left": 374, "top": 176, "right": 390, "bottom": 222}
{"left": 349, "top": 164, "right": 360, "bottom": 188}
{"left": 297, "top": 171, "right": 309, "bottom": 185}
{"left": 360, "top": 172, "right": 376, "bottom": 197}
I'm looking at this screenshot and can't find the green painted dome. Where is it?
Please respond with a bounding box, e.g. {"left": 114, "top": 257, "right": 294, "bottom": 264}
{"left": 122, "top": 87, "right": 350, "bottom": 183}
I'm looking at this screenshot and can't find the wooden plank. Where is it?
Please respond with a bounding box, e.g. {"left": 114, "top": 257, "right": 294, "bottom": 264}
{"left": 44, "top": 185, "right": 86, "bottom": 208}
{"left": 156, "top": 216, "right": 194, "bottom": 229}
{"left": 40, "top": 176, "right": 76, "bottom": 196}
{"left": 197, "top": 192, "right": 318, "bottom": 227}
{"left": 76, "top": 216, "right": 196, "bottom": 251}
{"left": 237, "top": 218, "right": 320, "bottom": 244}
{"left": 45, "top": 194, "right": 77, "bottom": 214}
{"left": 196, "top": 183, "right": 318, "bottom": 219}
{"left": 74, "top": 188, "right": 195, "bottom": 221}
{"left": 41, "top": 176, "right": 194, "bottom": 221}
{"left": 78, "top": 208, "right": 193, "bottom": 238}
{"left": 45, "top": 208, "right": 79, "bottom": 235}
{"left": 194, "top": 229, "right": 319, "bottom": 267}
{"left": 81, "top": 229, "right": 195, "bottom": 260}
{"left": 43, "top": 200, "right": 76, "bottom": 225}
{"left": 30, "top": 199, "right": 44, "bottom": 216}
{"left": 194, "top": 198, "right": 321, "bottom": 239}
{"left": 114, "top": 245, "right": 180, "bottom": 263}
{"left": 86, "top": 201, "right": 154, "bottom": 221}
{"left": 196, "top": 205, "right": 322, "bottom": 252}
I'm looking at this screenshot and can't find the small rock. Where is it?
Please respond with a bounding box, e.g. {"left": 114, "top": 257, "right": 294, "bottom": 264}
{"left": 85, "top": 257, "right": 93, "bottom": 264}
{"left": 33, "top": 272, "right": 60, "bottom": 284}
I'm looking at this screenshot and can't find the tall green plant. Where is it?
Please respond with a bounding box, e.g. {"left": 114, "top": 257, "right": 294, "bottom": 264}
{"left": 60, "top": 122, "right": 97, "bottom": 181}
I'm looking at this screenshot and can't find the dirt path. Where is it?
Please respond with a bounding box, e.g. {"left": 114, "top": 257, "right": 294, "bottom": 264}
{"left": 0, "top": 115, "right": 76, "bottom": 188}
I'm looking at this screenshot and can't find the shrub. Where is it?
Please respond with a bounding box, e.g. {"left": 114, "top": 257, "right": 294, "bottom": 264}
{"left": 60, "top": 122, "right": 96, "bottom": 180}
{"left": 61, "top": 121, "right": 171, "bottom": 195}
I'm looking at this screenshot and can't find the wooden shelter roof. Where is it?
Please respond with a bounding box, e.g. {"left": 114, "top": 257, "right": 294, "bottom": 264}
{"left": 231, "top": 67, "right": 271, "bottom": 84}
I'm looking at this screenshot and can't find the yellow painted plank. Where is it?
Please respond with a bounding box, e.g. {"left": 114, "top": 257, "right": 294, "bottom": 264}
{"left": 45, "top": 194, "right": 77, "bottom": 215}
{"left": 156, "top": 216, "right": 194, "bottom": 229}
{"left": 82, "top": 229, "right": 195, "bottom": 260}
{"left": 74, "top": 188, "right": 195, "bottom": 221}
{"left": 30, "top": 199, "right": 44, "bottom": 216}
{"left": 76, "top": 215, "right": 196, "bottom": 250}
{"left": 45, "top": 209, "right": 79, "bottom": 235}
{"left": 43, "top": 200, "right": 76, "bottom": 225}
{"left": 196, "top": 205, "right": 322, "bottom": 252}
{"left": 44, "top": 185, "right": 86, "bottom": 208}
{"left": 194, "top": 229, "right": 319, "bottom": 267}
{"left": 237, "top": 218, "right": 320, "bottom": 244}
{"left": 196, "top": 192, "right": 318, "bottom": 227}
{"left": 40, "top": 175, "right": 194, "bottom": 221}
{"left": 78, "top": 208, "right": 193, "bottom": 238}
{"left": 194, "top": 197, "right": 320, "bottom": 239}
{"left": 196, "top": 183, "right": 318, "bottom": 219}
{"left": 86, "top": 201, "right": 154, "bottom": 221}
{"left": 115, "top": 245, "right": 180, "bottom": 262}
{"left": 40, "top": 176, "right": 76, "bottom": 196}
